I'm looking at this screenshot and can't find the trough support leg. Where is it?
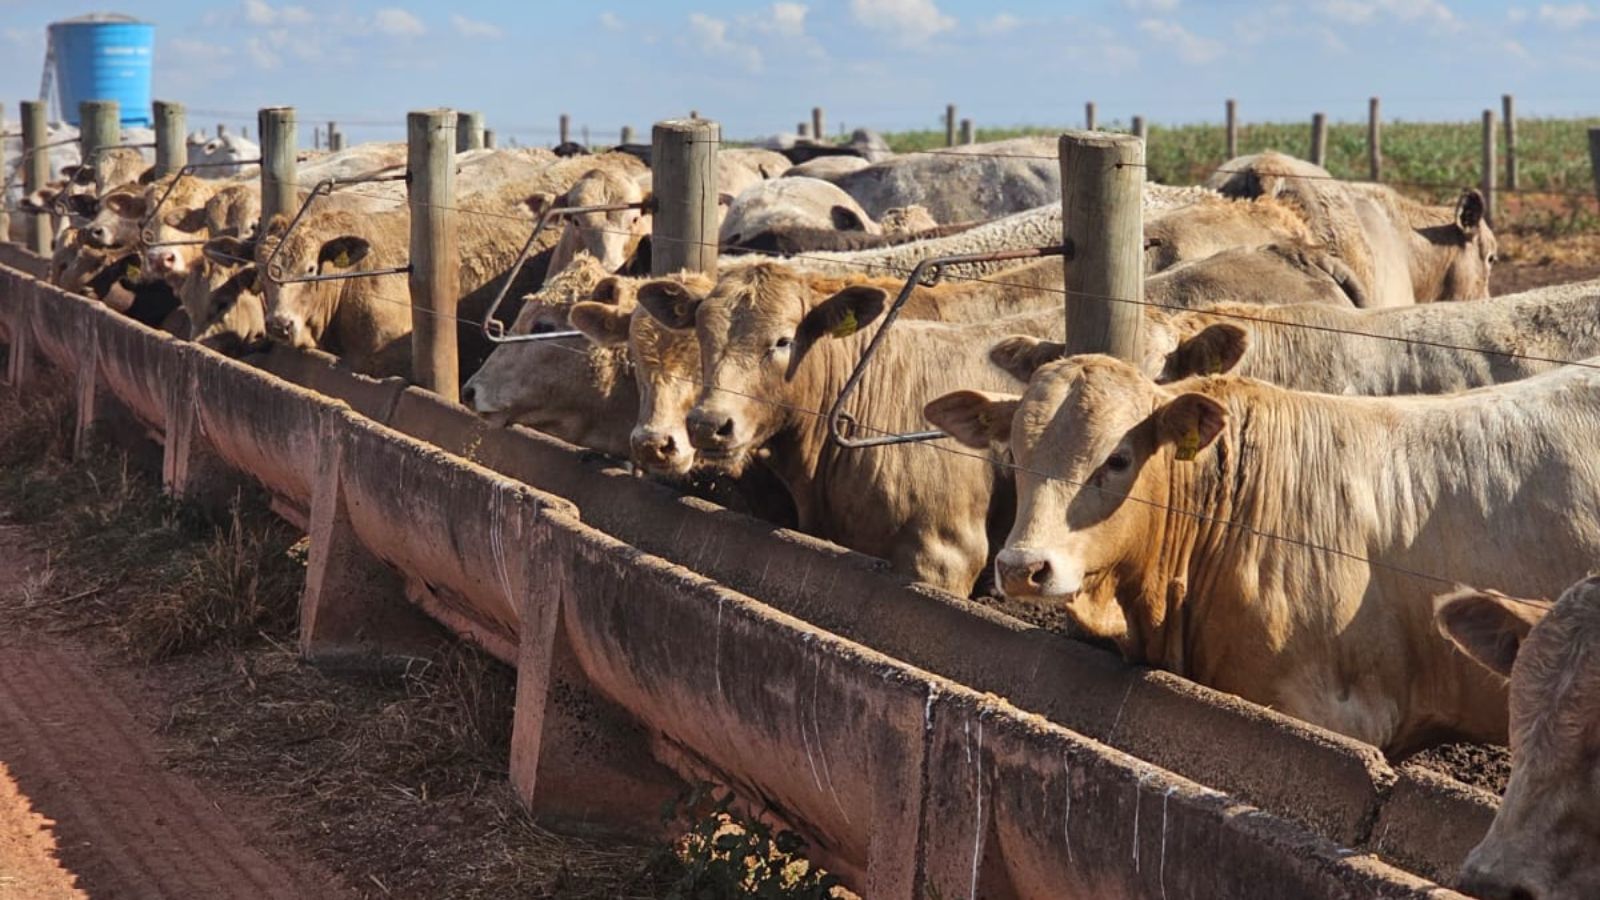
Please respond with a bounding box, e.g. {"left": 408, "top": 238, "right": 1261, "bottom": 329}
{"left": 71, "top": 342, "right": 99, "bottom": 461}
{"left": 299, "top": 411, "right": 446, "bottom": 666}
{"left": 160, "top": 361, "right": 246, "bottom": 511}
{"left": 4, "top": 287, "right": 32, "bottom": 394}
{"left": 510, "top": 518, "right": 684, "bottom": 838}
{"left": 863, "top": 686, "right": 931, "bottom": 899}
{"left": 919, "top": 695, "right": 1016, "bottom": 900}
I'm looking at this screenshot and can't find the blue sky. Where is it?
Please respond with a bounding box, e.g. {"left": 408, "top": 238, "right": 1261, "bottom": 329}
{"left": 0, "top": 0, "right": 1596, "bottom": 145}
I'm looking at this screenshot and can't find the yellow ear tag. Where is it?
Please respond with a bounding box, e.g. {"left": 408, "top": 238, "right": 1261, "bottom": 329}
{"left": 332, "top": 250, "right": 351, "bottom": 268}
{"left": 830, "top": 308, "right": 859, "bottom": 338}
{"left": 1201, "top": 350, "right": 1224, "bottom": 375}
{"left": 126, "top": 261, "right": 141, "bottom": 281}
{"left": 673, "top": 301, "right": 688, "bottom": 321}
{"left": 1174, "top": 424, "right": 1201, "bottom": 461}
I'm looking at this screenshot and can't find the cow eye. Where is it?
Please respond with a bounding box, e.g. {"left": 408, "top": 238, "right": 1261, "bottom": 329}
{"left": 530, "top": 321, "right": 555, "bottom": 335}
{"left": 1106, "top": 452, "right": 1131, "bottom": 473}
{"left": 774, "top": 336, "right": 793, "bottom": 350}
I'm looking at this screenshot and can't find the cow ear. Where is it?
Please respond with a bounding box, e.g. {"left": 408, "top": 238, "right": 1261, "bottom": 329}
{"left": 65, "top": 165, "right": 96, "bottom": 186}
{"left": 265, "top": 213, "right": 291, "bottom": 239}
{"left": 990, "top": 335, "right": 1065, "bottom": 383}
{"left": 525, "top": 191, "right": 557, "bottom": 218}
{"left": 1455, "top": 189, "right": 1486, "bottom": 237}
{"left": 924, "top": 390, "right": 1020, "bottom": 449}
{"left": 591, "top": 276, "right": 631, "bottom": 306}
{"left": 1153, "top": 393, "right": 1227, "bottom": 462}
{"left": 830, "top": 205, "right": 870, "bottom": 232}
{"left": 203, "top": 236, "right": 252, "bottom": 267}
{"left": 569, "top": 301, "right": 632, "bottom": 347}
{"left": 1162, "top": 324, "right": 1248, "bottom": 382}
{"left": 317, "top": 236, "right": 370, "bottom": 271}
{"left": 163, "top": 207, "right": 208, "bottom": 233}
{"left": 789, "top": 285, "right": 889, "bottom": 380}
{"left": 636, "top": 279, "right": 705, "bottom": 330}
{"left": 1435, "top": 588, "right": 1549, "bottom": 679}
{"left": 102, "top": 192, "right": 147, "bottom": 219}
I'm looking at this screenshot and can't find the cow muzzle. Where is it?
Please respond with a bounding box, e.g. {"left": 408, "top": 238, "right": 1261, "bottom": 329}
{"left": 265, "top": 313, "right": 300, "bottom": 343}
{"left": 632, "top": 428, "right": 690, "bottom": 475}
{"left": 86, "top": 225, "right": 115, "bottom": 248}
{"left": 995, "top": 547, "right": 1079, "bottom": 598}
{"left": 686, "top": 407, "right": 740, "bottom": 455}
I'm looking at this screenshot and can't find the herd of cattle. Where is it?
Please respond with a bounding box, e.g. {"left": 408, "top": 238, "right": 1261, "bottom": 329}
{"left": 16, "top": 128, "right": 1600, "bottom": 898}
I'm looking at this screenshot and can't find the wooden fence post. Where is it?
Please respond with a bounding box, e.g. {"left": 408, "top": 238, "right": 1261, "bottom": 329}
{"left": 1309, "top": 112, "right": 1327, "bottom": 167}
{"left": 1131, "top": 115, "right": 1147, "bottom": 143}
{"left": 1589, "top": 129, "right": 1600, "bottom": 205}
{"left": 797, "top": 122, "right": 809, "bottom": 138}
{"left": 1503, "top": 94, "right": 1518, "bottom": 192}
{"left": 651, "top": 117, "right": 719, "bottom": 277}
{"left": 484, "top": 128, "right": 496, "bottom": 149}
{"left": 1085, "top": 101, "right": 1097, "bottom": 131}
{"left": 153, "top": 100, "right": 187, "bottom": 178}
{"left": 1482, "top": 109, "right": 1497, "bottom": 228}
{"left": 812, "top": 106, "right": 825, "bottom": 142}
{"left": 330, "top": 128, "right": 345, "bottom": 152}
{"left": 1059, "top": 130, "right": 1143, "bottom": 361}
{"left": 313, "top": 126, "right": 323, "bottom": 151}
{"left": 457, "top": 111, "right": 484, "bottom": 152}
{"left": 79, "top": 100, "right": 120, "bottom": 167}
{"left": 945, "top": 104, "right": 956, "bottom": 147}
{"left": 408, "top": 109, "right": 461, "bottom": 401}
{"left": 217, "top": 123, "right": 227, "bottom": 137}
{"left": 258, "top": 107, "right": 297, "bottom": 234}
{"left": 620, "top": 125, "right": 634, "bottom": 145}
{"left": 1368, "top": 97, "right": 1381, "bottom": 182}
{"left": 959, "top": 118, "right": 974, "bottom": 145}
{"left": 21, "top": 100, "right": 50, "bottom": 255}
{"left": 0, "top": 103, "right": 7, "bottom": 243}
{"left": 1225, "top": 98, "right": 1238, "bottom": 159}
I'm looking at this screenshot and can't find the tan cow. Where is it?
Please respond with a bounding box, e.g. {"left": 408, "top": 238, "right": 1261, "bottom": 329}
{"left": 632, "top": 260, "right": 1066, "bottom": 593}
{"left": 926, "top": 355, "right": 1600, "bottom": 752}
{"left": 1436, "top": 576, "right": 1600, "bottom": 900}
{"left": 541, "top": 162, "right": 651, "bottom": 278}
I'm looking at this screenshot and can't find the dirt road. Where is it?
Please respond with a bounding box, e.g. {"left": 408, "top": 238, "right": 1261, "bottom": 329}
{"left": 0, "top": 526, "right": 349, "bottom": 899}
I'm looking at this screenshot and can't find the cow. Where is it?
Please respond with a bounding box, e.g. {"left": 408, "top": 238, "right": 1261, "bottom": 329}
{"left": 630, "top": 260, "right": 1068, "bottom": 593}
{"left": 1436, "top": 575, "right": 1600, "bottom": 900}
{"left": 1208, "top": 151, "right": 1496, "bottom": 306}
{"left": 540, "top": 162, "right": 651, "bottom": 278}
{"left": 828, "top": 137, "right": 1062, "bottom": 222}
{"left": 720, "top": 177, "right": 881, "bottom": 249}
{"left": 925, "top": 354, "right": 1600, "bottom": 753}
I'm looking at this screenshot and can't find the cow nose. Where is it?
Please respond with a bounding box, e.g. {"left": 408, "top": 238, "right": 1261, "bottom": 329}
{"left": 633, "top": 431, "right": 681, "bottom": 467}
{"left": 995, "top": 549, "right": 1053, "bottom": 598}
{"left": 686, "top": 409, "right": 736, "bottom": 449}
{"left": 88, "top": 226, "right": 111, "bottom": 246}
{"left": 460, "top": 383, "right": 478, "bottom": 407}
{"left": 265, "top": 315, "right": 294, "bottom": 341}
{"left": 1458, "top": 868, "right": 1539, "bottom": 900}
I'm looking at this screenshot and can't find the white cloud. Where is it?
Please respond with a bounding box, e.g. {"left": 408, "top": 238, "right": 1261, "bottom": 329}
{"left": 450, "top": 14, "right": 502, "bottom": 39}
{"left": 770, "top": 2, "right": 808, "bottom": 36}
{"left": 1124, "top": 0, "right": 1180, "bottom": 9}
{"left": 1537, "top": 3, "right": 1599, "bottom": 27}
{"left": 599, "top": 11, "right": 624, "bottom": 31}
{"left": 245, "top": 35, "right": 280, "bottom": 69}
{"left": 1138, "top": 18, "right": 1223, "bottom": 63}
{"left": 168, "top": 37, "right": 230, "bottom": 64}
{"left": 848, "top": 0, "right": 955, "bottom": 45}
{"left": 1508, "top": 6, "right": 1530, "bottom": 22}
{"left": 689, "top": 12, "right": 762, "bottom": 72}
{"left": 977, "top": 13, "right": 1021, "bottom": 35}
{"left": 242, "top": 0, "right": 311, "bottom": 27}
{"left": 1316, "top": 0, "right": 1456, "bottom": 26}
{"left": 373, "top": 8, "right": 425, "bottom": 37}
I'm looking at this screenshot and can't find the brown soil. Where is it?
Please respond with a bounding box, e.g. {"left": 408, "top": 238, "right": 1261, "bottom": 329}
{"left": 0, "top": 526, "right": 350, "bottom": 899}
{"left": 1406, "top": 743, "right": 1511, "bottom": 795}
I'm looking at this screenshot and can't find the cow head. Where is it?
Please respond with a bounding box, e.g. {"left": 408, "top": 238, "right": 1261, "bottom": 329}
{"left": 636, "top": 263, "right": 883, "bottom": 476}
{"left": 257, "top": 211, "right": 372, "bottom": 349}
{"left": 461, "top": 254, "right": 634, "bottom": 454}
{"left": 926, "top": 356, "right": 1227, "bottom": 652}
{"left": 1432, "top": 189, "right": 1497, "bottom": 302}
{"left": 546, "top": 168, "right": 651, "bottom": 277}
{"left": 188, "top": 237, "right": 268, "bottom": 355}
{"left": 84, "top": 189, "right": 148, "bottom": 250}
{"left": 1437, "top": 577, "right": 1600, "bottom": 900}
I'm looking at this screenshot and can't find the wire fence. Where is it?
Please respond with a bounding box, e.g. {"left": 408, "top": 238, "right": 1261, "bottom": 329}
{"left": 30, "top": 125, "right": 1600, "bottom": 599}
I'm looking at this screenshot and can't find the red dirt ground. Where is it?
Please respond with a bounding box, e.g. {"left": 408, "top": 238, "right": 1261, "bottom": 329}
{"left": 0, "top": 525, "right": 352, "bottom": 899}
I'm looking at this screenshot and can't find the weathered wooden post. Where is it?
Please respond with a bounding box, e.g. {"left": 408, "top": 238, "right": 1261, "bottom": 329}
{"left": 1367, "top": 97, "right": 1381, "bottom": 181}
{"left": 651, "top": 117, "right": 719, "bottom": 277}
{"left": 217, "top": 123, "right": 227, "bottom": 137}
{"left": 1482, "top": 109, "right": 1497, "bottom": 228}
{"left": 959, "top": 118, "right": 974, "bottom": 145}
{"left": 1059, "top": 130, "right": 1143, "bottom": 361}
{"left": 797, "top": 122, "right": 809, "bottom": 138}
{"left": 313, "top": 125, "right": 323, "bottom": 151}
{"left": 1503, "top": 93, "right": 1518, "bottom": 191}
{"left": 1225, "top": 98, "right": 1238, "bottom": 159}
{"left": 326, "top": 119, "right": 337, "bottom": 149}
{"left": 258, "top": 107, "right": 297, "bottom": 234}
{"left": 812, "top": 106, "right": 825, "bottom": 142}
{"left": 79, "top": 100, "right": 120, "bottom": 166}
{"left": 1085, "top": 101, "right": 1097, "bottom": 131}
{"left": 620, "top": 125, "right": 635, "bottom": 145}
{"left": 1132, "top": 115, "right": 1147, "bottom": 143}
{"left": 21, "top": 100, "right": 50, "bottom": 255}
{"left": 1309, "top": 112, "right": 1327, "bottom": 167}
{"left": 457, "top": 111, "right": 484, "bottom": 152}
{"left": 484, "top": 128, "right": 496, "bottom": 149}
{"left": 945, "top": 104, "right": 957, "bottom": 147}
{"left": 242, "top": 126, "right": 250, "bottom": 140}
{"left": 330, "top": 128, "right": 345, "bottom": 152}
{"left": 559, "top": 113, "right": 570, "bottom": 145}
{"left": 153, "top": 100, "right": 187, "bottom": 178}
{"left": 0, "top": 103, "right": 7, "bottom": 243}
{"left": 408, "top": 109, "right": 460, "bottom": 401}
{"left": 1589, "top": 129, "right": 1600, "bottom": 205}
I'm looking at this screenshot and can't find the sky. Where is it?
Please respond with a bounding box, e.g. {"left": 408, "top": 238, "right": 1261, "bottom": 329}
{"left": 0, "top": 0, "right": 1596, "bottom": 145}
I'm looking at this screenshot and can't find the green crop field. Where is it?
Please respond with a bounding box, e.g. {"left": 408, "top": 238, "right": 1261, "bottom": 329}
{"left": 881, "top": 118, "right": 1600, "bottom": 234}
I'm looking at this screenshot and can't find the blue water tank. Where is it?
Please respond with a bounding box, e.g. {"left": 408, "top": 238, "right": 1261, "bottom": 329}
{"left": 50, "top": 13, "right": 154, "bottom": 127}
